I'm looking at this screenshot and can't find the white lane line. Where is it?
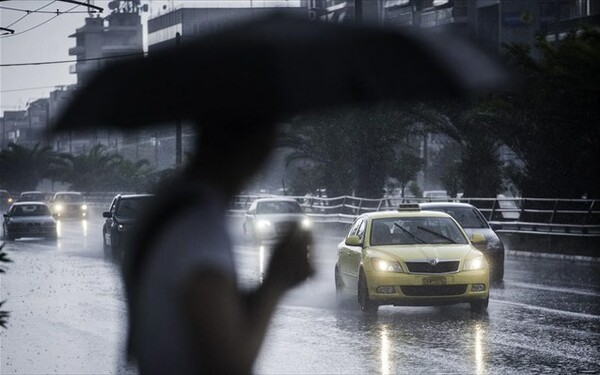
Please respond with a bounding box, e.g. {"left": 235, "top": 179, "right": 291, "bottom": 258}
{"left": 504, "top": 280, "right": 600, "bottom": 297}
{"left": 492, "top": 299, "right": 600, "bottom": 320}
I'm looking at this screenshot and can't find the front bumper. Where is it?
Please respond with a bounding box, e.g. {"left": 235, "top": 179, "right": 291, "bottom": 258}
{"left": 7, "top": 225, "right": 56, "bottom": 237}
{"left": 364, "top": 269, "right": 489, "bottom": 306}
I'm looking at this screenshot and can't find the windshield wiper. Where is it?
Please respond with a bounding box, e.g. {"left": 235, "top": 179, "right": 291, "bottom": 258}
{"left": 417, "top": 226, "right": 456, "bottom": 244}
{"left": 394, "top": 223, "right": 426, "bottom": 244}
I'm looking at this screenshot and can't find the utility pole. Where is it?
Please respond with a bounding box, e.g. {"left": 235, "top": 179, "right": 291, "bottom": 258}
{"left": 175, "top": 32, "right": 183, "bottom": 165}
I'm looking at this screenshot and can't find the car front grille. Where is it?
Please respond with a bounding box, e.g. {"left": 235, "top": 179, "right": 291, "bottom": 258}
{"left": 400, "top": 285, "right": 467, "bottom": 297}
{"left": 405, "top": 261, "right": 460, "bottom": 274}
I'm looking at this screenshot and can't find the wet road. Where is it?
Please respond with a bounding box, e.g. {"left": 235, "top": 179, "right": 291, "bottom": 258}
{"left": 1, "top": 215, "right": 599, "bottom": 374}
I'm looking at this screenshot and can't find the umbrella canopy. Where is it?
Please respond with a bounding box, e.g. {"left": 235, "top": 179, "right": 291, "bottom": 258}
{"left": 53, "top": 12, "right": 504, "bottom": 132}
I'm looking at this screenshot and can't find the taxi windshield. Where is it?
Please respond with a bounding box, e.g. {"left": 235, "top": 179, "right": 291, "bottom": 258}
{"left": 55, "top": 194, "right": 84, "bottom": 202}
{"left": 370, "top": 217, "right": 468, "bottom": 246}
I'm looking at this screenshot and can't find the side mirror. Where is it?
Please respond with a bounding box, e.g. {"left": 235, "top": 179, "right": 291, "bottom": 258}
{"left": 470, "top": 233, "right": 486, "bottom": 244}
{"left": 3, "top": 213, "right": 9, "bottom": 218}
{"left": 345, "top": 235, "right": 363, "bottom": 247}
{"left": 102, "top": 212, "right": 112, "bottom": 218}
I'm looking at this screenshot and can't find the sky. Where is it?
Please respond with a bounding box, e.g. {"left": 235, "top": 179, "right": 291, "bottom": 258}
{"left": 0, "top": 0, "right": 300, "bottom": 116}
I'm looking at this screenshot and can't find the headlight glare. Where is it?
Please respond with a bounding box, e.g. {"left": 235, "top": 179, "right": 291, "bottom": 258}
{"left": 55, "top": 204, "right": 64, "bottom": 212}
{"left": 301, "top": 218, "right": 311, "bottom": 229}
{"left": 81, "top": 204, "right": 88, "bottom": 210}
{"left": 464, "top": 256, "right": 485, "bottom": 271}
{"left": 256, "top": 220, "right": 271, "bottom": 230}
{"left": 372, "top": 257, "right": 403, "bottom": 273}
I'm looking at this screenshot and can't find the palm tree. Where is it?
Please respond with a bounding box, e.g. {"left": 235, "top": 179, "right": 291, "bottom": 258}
{"left": 0, "top": 143, "right": 60, "bottom": 191}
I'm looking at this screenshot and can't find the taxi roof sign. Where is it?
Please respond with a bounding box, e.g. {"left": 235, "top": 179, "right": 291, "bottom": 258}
{"left": 397, "top": 203, "right": 421, "bottom": 211}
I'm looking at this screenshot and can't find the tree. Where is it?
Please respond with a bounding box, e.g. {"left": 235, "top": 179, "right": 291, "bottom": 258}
{"left": 279, "top": 102, "right": 453, "bottom": 198}
{"left": 386, "top": 148, "right": 423, "bottom": 198}
{"left": 56, "top": 144, "right": 153, "bottom": 192}
{"left": 472, "top": 28, "right": 600, "bottom": 198}
{"left": 0, "top": 143, "right": 61, "bottom": 191}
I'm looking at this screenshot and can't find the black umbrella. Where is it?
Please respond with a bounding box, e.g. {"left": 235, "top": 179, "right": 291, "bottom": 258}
{"left": 53, "top": 12, "right": 503, "bottom": 132}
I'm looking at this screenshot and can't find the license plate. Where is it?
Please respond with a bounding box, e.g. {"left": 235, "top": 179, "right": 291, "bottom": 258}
{"left": 422, "top": 276, "right": 447, "bottom": 285}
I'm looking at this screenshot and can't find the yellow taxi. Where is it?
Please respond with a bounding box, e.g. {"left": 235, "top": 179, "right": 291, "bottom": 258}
{"left": 335, "top": 204, "right": 489, "bottom": 313}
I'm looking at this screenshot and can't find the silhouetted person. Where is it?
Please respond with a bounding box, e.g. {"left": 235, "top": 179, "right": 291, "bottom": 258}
{"left": 123, "top": 124, "right": 312, "bottom": 374}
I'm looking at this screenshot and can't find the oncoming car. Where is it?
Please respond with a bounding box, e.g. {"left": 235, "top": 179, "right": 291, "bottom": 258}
{"left": 50, "top": 191, "right": 88, "bottom": 219}
{"left": 243, "top": 198, "right": 311, "bottom": 243}
{"left": 18, "top": 191, "right": 47, "bottom": 203}
{"left": 3, "top": 202, "right": 57, "bottom": 240}
{"left": 335, "top": 205, "right": 489, "bottom": 313}
{"left": 420, "top": 202, "right": 505, "bottom": 282}
{"left": 0, "top": 190, "right": 14, "bottom": 213}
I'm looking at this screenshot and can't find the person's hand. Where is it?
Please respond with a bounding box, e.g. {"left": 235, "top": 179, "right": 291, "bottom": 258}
{"left": 264, "top": 223, "right": 313, "bottom": 291}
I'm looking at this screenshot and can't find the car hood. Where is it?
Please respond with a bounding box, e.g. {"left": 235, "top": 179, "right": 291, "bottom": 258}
{"left": 368, "top": 244, "right": 476, "bottom": 262}
{"left": 113, "top": 216, "right": 136, "bottom": 225}
{"left": 7, "top": 216, "right": 55, "bottom": 224}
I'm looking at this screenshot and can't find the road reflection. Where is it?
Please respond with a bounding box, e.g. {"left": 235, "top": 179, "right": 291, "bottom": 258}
{"left": 333, "top": 307, "right": 490, "bottom": 373}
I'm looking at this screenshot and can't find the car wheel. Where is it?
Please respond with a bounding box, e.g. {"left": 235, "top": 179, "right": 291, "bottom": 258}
{"left": 470, "top": 297, "right": 489, "bottom": 313}
{"left": 494, "top": 262, "right": 504, "bottom": 282}
{"left": 358, "top": 271, "right": 378, "bottom": 313}
{"left": 335, "top": 266, "right": 344, "bottom": 295}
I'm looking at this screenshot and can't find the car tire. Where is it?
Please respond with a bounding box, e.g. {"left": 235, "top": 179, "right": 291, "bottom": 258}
{"left": 494, "top": 261, "right": 504, "bottom": 282}
{"left": 358, "top": 271, "right": 378, "bottom": 314}
{"left": 335, "top": 266, "right": 344, "bottom": 295}
{"left": 470, "top": 297, "right": 489, "bottom": 313}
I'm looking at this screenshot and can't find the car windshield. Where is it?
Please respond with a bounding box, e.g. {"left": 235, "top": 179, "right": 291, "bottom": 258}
{"left": 55, "top": 194, "right": 84, "bottom": 202}
{"left": 256, "top": 201, "right": 302, "bottom": 214}
{"left": 10, "top": 204, "right": 51, "bottom": 217}
{"left": 115, "top": 197, "right": 152, "bottom": 218}
{"left": 370, "top": 217, "right": 468, "bottom": 246}
{"left": 425, "top": 207, "right": 488, "bottom": 229}
{"left": 21, "top": 194, "right": 45, "bottom": 201}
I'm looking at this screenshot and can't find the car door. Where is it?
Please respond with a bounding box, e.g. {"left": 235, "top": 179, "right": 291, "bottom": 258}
{"left": 104, "top": 197, "right": 118, "bottom": 246}
{"left": 338, "top": 217, "right": 366, "bottom": 290}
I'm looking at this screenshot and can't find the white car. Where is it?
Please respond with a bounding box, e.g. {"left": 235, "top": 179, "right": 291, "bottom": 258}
{"left": 243, "top": 198, "right": 311, "bottom": 244}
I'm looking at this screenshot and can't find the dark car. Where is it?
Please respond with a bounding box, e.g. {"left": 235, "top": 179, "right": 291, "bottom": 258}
{"left": 419, "top": 202, "right": 505, "bottom": 282}
{"left": 3, "top": 202, "right": 57, "bottom": 240}
{"left": 50, "top": 191, "right": 88, "bottom": 219}
{"left": 0, "top": 190, "right": 14, "bottom": 213}
{"left": 18, "top": 191, "right": 47, "bottom": 202}
{"left": 243, "top": 198, "right": 311, "bottom": 244}
{"left": 102, "top": 194, "right": 154, "bottom": 259}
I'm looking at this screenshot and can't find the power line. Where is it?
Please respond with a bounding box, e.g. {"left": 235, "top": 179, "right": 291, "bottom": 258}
{"left": 0, "top": 85, "right": 71, "bottom": 93}
{"left": 0, "top": 52, "right": 146, "bottom": 67}
{"left": 5, "top": 1, "right": 57, "bottom": 28}
{"left": 0, "top": 5, "right": 98, "bottom": 14}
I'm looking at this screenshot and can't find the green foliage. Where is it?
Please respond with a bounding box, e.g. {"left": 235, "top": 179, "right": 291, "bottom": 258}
{"left": 55, "top": 144, "right": 154, "bottom": 192}
{"left": 279, "top": 103, "right": 452, "bottom": 199}
{"left": 475, "top": 28, "right": 600, "bottom": 198}
{"left": 0, "top": 143, "right": 62, "bottom": 191}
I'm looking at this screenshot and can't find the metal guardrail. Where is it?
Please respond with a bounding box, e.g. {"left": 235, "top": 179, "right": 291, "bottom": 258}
{"left": 72, "top": 192, "right": 600, "bottom": 237}
{"left": 230, "top": 195, "right": 600, "bottom": 236}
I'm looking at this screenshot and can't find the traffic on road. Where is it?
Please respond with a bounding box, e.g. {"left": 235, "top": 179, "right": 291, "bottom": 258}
{"left": 1, "top": 206, "right": 599, "bottom": 374}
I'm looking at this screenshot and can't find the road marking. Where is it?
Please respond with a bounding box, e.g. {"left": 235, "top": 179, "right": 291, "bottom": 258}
{"left": 492, "top": 299, "right": 600, "bottom": 320}
{"left": 504, "top": 280, "right": 600, "bottom": 297}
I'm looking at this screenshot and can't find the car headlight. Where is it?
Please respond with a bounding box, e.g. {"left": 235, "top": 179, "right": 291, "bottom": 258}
{"left": 81, "top": 204, "right": 87, "bottom": 210}
{"left": 7, "top": 198, "right": 13, "bottom": 203}
{"left": 256, "top": 220, "right": 271, "bottom": 231}
{"left": 464, "top": 256, "right": 486, "bottom": 271}
{"left": 54, "top": 204, "right": 64, "bottom": 212}
{"left": 371, "top": 257, "right": 403, "bottom": 272}
{"left": 301, "top": 218, "right": 311, "bottom": 229}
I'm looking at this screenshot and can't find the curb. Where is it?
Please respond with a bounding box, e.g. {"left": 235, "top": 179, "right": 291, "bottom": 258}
{"left": 507, "top": 249, "right": 600, "bottom": 263}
